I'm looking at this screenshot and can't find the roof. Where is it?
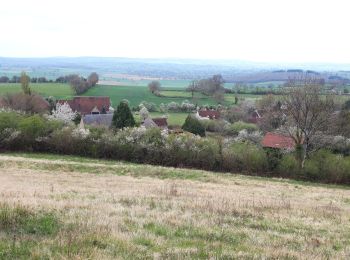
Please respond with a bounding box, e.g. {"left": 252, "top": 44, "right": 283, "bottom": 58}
{"left": 83, "top": 114, "right": 113, "bottom": 127}
{"left": 152, "top": 117, "right": 168, "bottom": 127}
{"left": 58, "top": 96, "right": 110, "bottom": 115}
{"left": 261, "top": 132, "right": 295, "bottom": 149}
{"left": 142, "top": 117, "right": 168, "bottom": 128}
{"left": 142, "top": 118, "right": 158, "bottom": 128}
{"left": 198, "top": 110, "right": 220, "bottom": 119}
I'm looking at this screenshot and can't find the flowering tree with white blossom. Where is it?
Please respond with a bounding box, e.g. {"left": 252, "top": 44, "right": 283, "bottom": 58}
{"left": 49, "top": 102, "right": 77, "bottom": 125}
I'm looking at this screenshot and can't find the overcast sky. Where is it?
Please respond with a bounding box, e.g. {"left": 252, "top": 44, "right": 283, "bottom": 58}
{"left": 0, "top": 0, "right": 349, "bottom": 63}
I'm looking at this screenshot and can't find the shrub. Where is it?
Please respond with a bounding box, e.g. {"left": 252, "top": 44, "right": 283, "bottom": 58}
{"left": 277, "top": 155, "right": 300, "bottom": 178}
{"left": 180, "top": 100, "right": 196, "bottom": 112}
{"left": 182, "top": 115, "right": 205, "bottom": 137}
{"left": 0, "top": 111, "right": 24, "bottom": 132}
{"left": 200, "top": 120, "right": 227, "bottom": 133}
{"left": 234, "top": 129, "right": 263, "bottom": 144}
{"left": 19, "top": 115, "right": 49, "bottom": 139}
{"left": 164, "top": 133, "right": 220, "bottom": 170}
{"left": 45, "top": 126, "right": 93, "bottom": 156}
{"left": 18, "top": 115, "right": 62, "bottom": 150}
{"left": 303, "top": 149, "right": 350, "bottom": 184}
{"left": 139, "top": 101, "right": 158, "bottom": 112}
{"left": 167, "top": 102, "right": 180, "bottom": 112}
{"left": 222, "top": 142, "right": 268, "bottom": 174}
{"left": 224, "top": 121, "right": 258, "bottom": 136}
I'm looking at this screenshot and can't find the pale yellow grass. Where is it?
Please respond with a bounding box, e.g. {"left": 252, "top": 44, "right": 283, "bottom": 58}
{"left": 0, "top": 154, "right": 350, "bottom": 259}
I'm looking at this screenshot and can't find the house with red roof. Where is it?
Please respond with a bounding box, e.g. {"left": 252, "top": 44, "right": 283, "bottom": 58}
{"left": 261, "top": 132, "right": 295, "bottom": 150}
{"left": 196, "top": 110, "right": 220, "bottom": 120}
{"left": 58, "top": 96, "right": 111, "bottom": 115}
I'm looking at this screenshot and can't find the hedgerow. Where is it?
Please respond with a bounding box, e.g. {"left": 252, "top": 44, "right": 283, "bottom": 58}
{"left": 0, "top": 110, "right": 349, "bottom": 185}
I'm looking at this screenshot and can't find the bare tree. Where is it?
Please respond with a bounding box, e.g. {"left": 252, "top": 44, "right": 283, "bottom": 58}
{"left": 283, "top": 75, "right": 335, "bottom": 169}
{"left": 0, "top": 93, "right": 49, "bottom": 114}
{"left": 213, "top": 91, "right": 224, "bottom": 103}
{"left": 256, "top": 95, "right": 285, "bottom": 131}
{"left": 20, "top": 71, "right": 31, "bottom": 95}
{"left": 87, "top": 72, "right": 99, "bottom": 87}
{"left": 148, "top": 80, "right": 161, "bottom": 94}
{"left": 69, "top": 74, "right": 87, "bottom": 95}
{"left": 186, "top": 80, "right": 198, "bottom": 99}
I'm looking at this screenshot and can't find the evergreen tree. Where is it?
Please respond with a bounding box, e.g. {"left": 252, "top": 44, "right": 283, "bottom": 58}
{"left": 112, "top": 101, "right": 135, "bottom": 129}
{"left": 182, "top": 115, "right": 205, "bottom": 137}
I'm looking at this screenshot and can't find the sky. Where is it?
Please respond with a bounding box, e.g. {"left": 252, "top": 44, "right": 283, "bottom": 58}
{"left": 0, "top": 0, "right": 349, "bottom": 63}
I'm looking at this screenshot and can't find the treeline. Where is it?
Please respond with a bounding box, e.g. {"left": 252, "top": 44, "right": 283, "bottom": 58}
{"left": 0, "top": 76, "right": 54, "bottom": 83}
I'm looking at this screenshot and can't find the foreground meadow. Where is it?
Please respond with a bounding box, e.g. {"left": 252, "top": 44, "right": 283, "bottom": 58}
{"left": 0, "top": 153, "right": 350, "bottom": 259}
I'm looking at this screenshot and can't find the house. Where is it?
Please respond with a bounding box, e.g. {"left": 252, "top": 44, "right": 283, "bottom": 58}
{"left": 196, "top": 110, "right": 220, "bottom": 120}
{"left": 261, "top": 132, "right": 295, "bottom": 150}
{"left": 58, "top": 96, "right": 111, "bottom": 115}
{"left": 142, "top": 117, "right": 168, "bottom": 129}
{"left": 83, "top": 114, "right": 113, "bottom": 127}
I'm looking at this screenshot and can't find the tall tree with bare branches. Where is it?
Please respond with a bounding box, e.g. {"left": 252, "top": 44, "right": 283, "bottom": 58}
{"left": 20, "top": 71, "right": 31, "bottom": 95}
{"left": 283, "top": 75, "right": 335, "bottom": 169}
{"left": 186, "top": 80, "right": 198, "bottom": 99}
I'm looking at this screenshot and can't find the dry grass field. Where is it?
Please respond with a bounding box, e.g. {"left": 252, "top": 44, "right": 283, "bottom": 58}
{"left": 0, "top": 153, "right": 350, "bottom": 259}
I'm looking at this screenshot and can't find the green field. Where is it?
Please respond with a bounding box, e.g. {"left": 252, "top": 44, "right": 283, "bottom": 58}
{"left": 1, "top": 83, "right": 347, "bottom": 112}
{"left": 100, "top": 78, "right": 191, "bottom": 89}
{"left": 83, "top": 85, "right": 226, "bottom": 107}
{"left": 1, "top": 153, "right": 349, "bottom": 259}
{"left": 0, "top": 83, "right": 73, "bottom": 99}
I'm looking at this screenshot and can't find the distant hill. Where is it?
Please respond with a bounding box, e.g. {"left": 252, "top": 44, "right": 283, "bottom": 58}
{"left": 1, "top": 57, "right": 350, "bottom": 83}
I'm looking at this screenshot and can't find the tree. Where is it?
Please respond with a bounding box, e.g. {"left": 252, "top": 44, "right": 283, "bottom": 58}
{"left": 37, "top": 77, "right": 48, "bottom": 83}
{"left": 186, "top": 80, "right": 198, "bottom": 99}
{"left": 87, "top": 72, "right": 99, "bottom": 87}
{"left": 148, "top": 81, "right": 161, "bottom": 94}
{"left": 112, "top": 101, "right": 135, "bottom": 129}
{"left": 213, "top": 91, "right": 224, "bottom": 103}
{"left": 10, "top": 76, "right": 20, "bottom": 83}
{"left": 283, "top": 75, "right": 335, "bottom": 169}
{"left": 69, "top": 74, "right": 87, "bottom": 95}
{"left": 20, "top": 71, "right": 31, "bottom": 95}
{"left": 0, "top": 76, "right": 9, "bottom": 83}
{"left": 256, "top": 94, "right": 285, "bottom": 131}
{"left": 49, "top": 102, "right": 77, "bottom": 125}
{"left": 182, "top": 115, "right": 205, "bottom": 137}
{"left": 139, "top": 106, "right": 149, "bottom": 121}
{"left": 212, "top": 74, "right": 225, "bottom": 93}
{"left": 335, "top": 110, "right": 350, "bottom": 138}
{"left": 197, "top": 75, "right": 225, "bottom": 98}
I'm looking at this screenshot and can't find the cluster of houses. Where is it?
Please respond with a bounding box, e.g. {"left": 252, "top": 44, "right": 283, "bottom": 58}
{"left": 58, "top": 96, "right": 169, "bottom": 129}
{"left": 59, "top": 96, "right": 295, "bottom": 151}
